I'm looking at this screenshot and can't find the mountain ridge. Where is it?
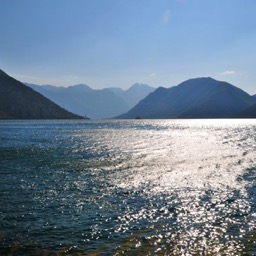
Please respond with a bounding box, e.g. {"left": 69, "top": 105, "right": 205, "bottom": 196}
{"left": 117, "top": 77, "right": 256, "bottom": 119}
{"left": 108, "top": 83, "right": 156, "bottom": 109}
{"left": 27, "top": 83, "right": 129, "bottom": 119}
{"left": 27, "top": 82, "right": 155, "bottom": 119}
{"left": 0, "top": 69, "right": 84, "bottom": 119}
{"left": 2, "top": 70, "right": 255, "bottom": 120}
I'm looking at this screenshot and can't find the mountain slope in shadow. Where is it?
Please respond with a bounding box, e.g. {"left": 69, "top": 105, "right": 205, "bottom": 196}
{"left": 117, "top": 77, "right": 256, "bottom": 119}
{"left": 0, "top": 69, "right": 83, "bottom": 119}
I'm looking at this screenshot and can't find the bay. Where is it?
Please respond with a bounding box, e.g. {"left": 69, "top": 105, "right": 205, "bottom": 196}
{"left": 0, "top": 119, "right": 255, "bottom": 255}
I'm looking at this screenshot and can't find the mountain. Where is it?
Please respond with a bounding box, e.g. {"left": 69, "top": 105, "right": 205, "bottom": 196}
{"left": 117, "top": 77, "right": 256, "bottom": 119}
{"left": 27, "top": 83, "right": 155, "bottom": 119}
{"left": 236, "top": 103, "right": 256, "bottom": 118}
{"left": 108, "top": 83, "right": 156, "bottom": 108}
{"left": 0, "top": 69, "right": 83, "bottom": 119}
{"left": 27, "top": 83, "right": 129, "bottom": 119}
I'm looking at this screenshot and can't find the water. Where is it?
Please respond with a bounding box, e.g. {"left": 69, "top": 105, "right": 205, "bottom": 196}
{"left": 0, "top": 119, "right": 255, "bottom": 255}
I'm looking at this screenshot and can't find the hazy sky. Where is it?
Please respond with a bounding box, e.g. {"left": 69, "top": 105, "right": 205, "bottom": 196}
{"left": 0, "top": 0, "right": 256, "bottom": 94}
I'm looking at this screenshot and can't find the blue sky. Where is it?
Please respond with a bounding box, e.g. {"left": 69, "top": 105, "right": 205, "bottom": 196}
{"left": 0, "top": 0, "right": 256, "bottom": 94}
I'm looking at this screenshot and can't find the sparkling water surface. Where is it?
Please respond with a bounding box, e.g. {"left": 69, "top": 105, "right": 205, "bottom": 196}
{"left": 0, "top": 119, "right": 255, "bottom": 255}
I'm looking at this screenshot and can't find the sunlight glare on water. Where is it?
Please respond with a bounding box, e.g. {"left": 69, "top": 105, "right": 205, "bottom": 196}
{"left": 0, "top": 119, "right": 255, "bottom": 255}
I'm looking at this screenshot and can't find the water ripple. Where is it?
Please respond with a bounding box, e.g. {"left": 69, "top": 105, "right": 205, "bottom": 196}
{"left": 0, "top": 119, "right": 255, "bottom": 255}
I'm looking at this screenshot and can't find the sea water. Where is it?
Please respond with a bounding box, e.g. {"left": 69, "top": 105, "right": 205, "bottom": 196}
{"left": 0, "top": 119, "right": 255, "bottom": 255}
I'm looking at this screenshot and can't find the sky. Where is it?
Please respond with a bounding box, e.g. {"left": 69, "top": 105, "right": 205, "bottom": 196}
{"left": 0, "top": 0, "right": 256, "bottom": 94}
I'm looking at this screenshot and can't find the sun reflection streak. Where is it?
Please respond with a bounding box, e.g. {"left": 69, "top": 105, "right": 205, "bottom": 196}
{"left": 78, "top": 119, "right": 256, "bottom": 255}
{"left": 1, "top": 119, "right": 255, "bottom": 255}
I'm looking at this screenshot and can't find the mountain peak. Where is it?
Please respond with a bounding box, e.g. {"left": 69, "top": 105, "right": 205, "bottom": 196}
{"left": 68, "top": 83, "right": 92, "bottom": 91}
{"left": 70, "top": 83, "right": 91, "bottom": 88}
{"left": 127, "top": 83, "right": 154, "bottom": 94}
{"left": 180, "top": 77, "right": 218, "bottom": 86}
{"left": 130, "top": 83, "right": 149, "bottom": 89}
{"left": 117, "top": 77, "right": 256, "bottom": 119}
{"left": 131, "top": 82, "right": 142, "bottom": 87}
{"left": 189, "top": 77, "right": 215, "bottom": 81}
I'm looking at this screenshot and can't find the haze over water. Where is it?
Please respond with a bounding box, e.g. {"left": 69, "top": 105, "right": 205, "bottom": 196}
{"left": 0, "top": 119, "right": 255, "bottom": 255}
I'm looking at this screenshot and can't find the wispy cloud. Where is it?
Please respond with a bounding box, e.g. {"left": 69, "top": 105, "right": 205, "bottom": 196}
{"left": 163, "top": 10, "right": 171, "bottom": 23}
{"left": 221, "top": 70, "right": 236, "bottom": 75}
{"left": 139, "top": 73, "right": 157, "bottom": 84}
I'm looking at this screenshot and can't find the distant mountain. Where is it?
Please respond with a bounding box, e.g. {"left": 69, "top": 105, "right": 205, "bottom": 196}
{"left": 27, "top": 83, "right": 129, "bottom": 119}
{"left": 108, "top": 83, "right": 156, "bottom": 108}
{"left": 117, "top": 77, "right": 256, "bottom": 119}
{"left": 27, "top": 83, "right": 155, "bottom": 119}
{"left": 0, "top": 69, "right": 83, "bottom": 119}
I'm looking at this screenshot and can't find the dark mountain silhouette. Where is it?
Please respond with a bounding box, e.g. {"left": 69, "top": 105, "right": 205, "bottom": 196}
{"left": 236, "top": 103, "right": 256, "bottom": 118}
{"left": 27, "top": 82, "right": 155, "bottom": 119}
{"left": 0, "top": 69, "right": 83, "bottom": 119}
{"left": 108, "top": 83, "right": 155, "bottom": 108}
{"left": 117, "top": 77, "right": 256, "bottom": 119}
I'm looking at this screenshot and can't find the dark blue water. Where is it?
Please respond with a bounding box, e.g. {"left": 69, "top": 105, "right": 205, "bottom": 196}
{"left": 0, "top": 120, "right": 255, "bottom": 255}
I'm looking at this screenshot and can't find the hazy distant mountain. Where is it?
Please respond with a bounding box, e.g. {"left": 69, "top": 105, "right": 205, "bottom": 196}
{"left": 27, "top": 83, "right": 155, "bottom": 119}
{"left": 27, "top": 83, "right": 129, "bottom": 119}
{"left": 117, "top": 77, "right": 256, "bottom": 119}
{"left": 108, "top": 83, "right": 156, "bottom": 108}
{"left": 0, "top": 69, "right": 83, "bottom": 119}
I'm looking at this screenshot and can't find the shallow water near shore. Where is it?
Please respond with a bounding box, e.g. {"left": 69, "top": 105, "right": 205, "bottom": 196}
{"left": 0, "top": 119, "right": 255, "bottom": 255}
